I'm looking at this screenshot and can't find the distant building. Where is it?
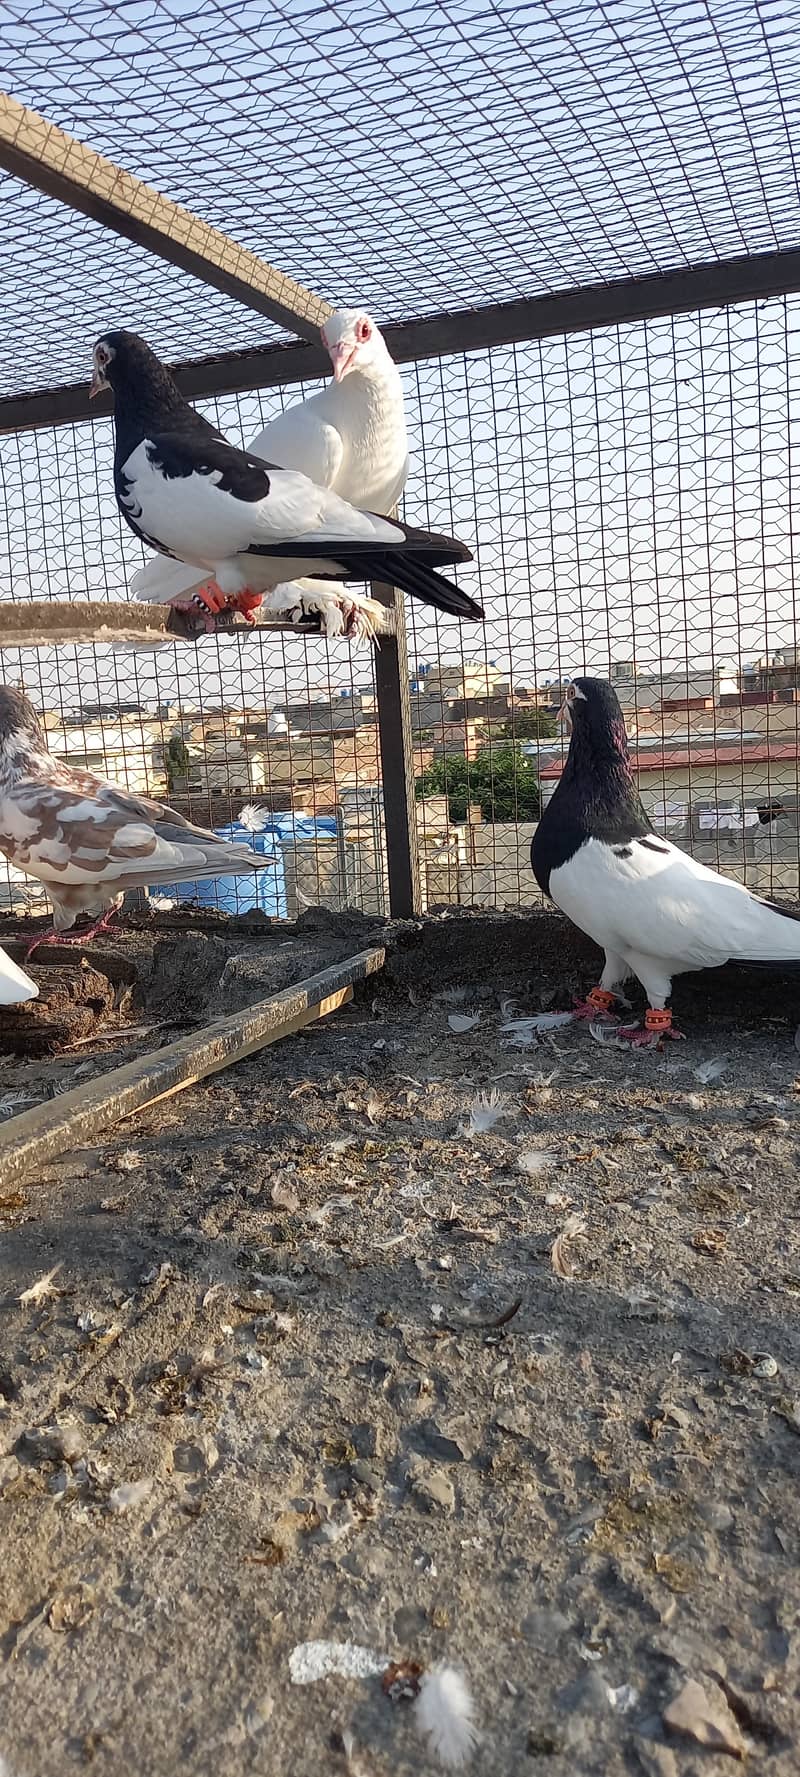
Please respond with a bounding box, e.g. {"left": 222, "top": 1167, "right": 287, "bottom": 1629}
{"left": 608, "top": 658, "right": 740, "bottom": 706}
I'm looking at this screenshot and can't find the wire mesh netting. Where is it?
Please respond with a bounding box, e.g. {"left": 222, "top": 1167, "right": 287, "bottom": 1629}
{"left": 1, "top": 0, "right": 800, "bottom": 920}
{"left": 2, "top": 294, "right": 799, "bottom": 918}
{"left": 2, "top": 0, "right": 800, "bottom": 393}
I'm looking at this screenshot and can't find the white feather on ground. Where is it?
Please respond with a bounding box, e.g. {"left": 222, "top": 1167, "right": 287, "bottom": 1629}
{"left": 517, "top": 1147, "right": 556, "bottom": 1176}
{"left": 462, "top": 1087, "right": 506, "bottom": 1136}
{"left": 551, "top": 1214, "right": 587, "bottom": 1278}
{"left": 447, "top": 1012, "right": 480, "bottom": 1033}
{"left": 693, "top": 1055, "right": 729, "bottom": 1083}
{"left": 415, "top": 1665, "right": 479, "bottom": 1770}
{"left": 19, "top": 1265, "right": 62, "bottom": 1305}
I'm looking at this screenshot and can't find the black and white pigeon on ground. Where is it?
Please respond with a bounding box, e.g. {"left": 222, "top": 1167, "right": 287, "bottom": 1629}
{"left": 91, "top": 331, "right": 482, "bottom": 632}
{"left": 129, "top": 309, "right": 409, "bottom": 644}
{"left": 0, "top": 685, "right": 265, "bottom": 954}
{"left": 0, "top": 942, "right": 38, "bottom": 1005}
{"left": 530, "top": 675, "right": 800, "bottom": 1046}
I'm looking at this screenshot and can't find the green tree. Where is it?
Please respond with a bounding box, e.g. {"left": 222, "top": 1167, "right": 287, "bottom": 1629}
{"left": 494, "top": 707, "right": 557, "bottom": 741}
{"left": 415, "top": 741, "right": 541, "bottom": 824}
{"left": 165, "top": 733, "right": 191, "bottom": 791}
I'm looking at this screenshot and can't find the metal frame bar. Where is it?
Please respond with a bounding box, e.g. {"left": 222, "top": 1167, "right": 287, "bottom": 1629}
{"left": 0, "top": 946, "right": 385, "bottom": 1184}
{"left": 0, "top": 91, "right": 331, "bottom": 348}
{"left": 5, "top": 245, "right": 800, "bottom": 432}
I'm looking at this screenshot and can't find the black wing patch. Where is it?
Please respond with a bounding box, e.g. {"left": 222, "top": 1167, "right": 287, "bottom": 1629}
{"left": 145, "top": 432, "right": 271, "bottom": 504}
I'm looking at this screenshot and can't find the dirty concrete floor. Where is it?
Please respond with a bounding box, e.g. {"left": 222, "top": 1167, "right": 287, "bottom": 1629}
{"left": 1, "top": 910, "right": 800, "bottom": 1777}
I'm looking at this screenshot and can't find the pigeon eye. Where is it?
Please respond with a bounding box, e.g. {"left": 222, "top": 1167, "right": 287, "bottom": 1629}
{"left": 97, "top": 345, "right": 110, "bottom": 367}
{"left": 357, "top": 320, "right": 371, "bottom": 343}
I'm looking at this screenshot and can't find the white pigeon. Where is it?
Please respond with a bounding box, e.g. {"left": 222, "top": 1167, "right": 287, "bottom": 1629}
{"left": 92, "top": 331, "right": 480, "bottom": 639}
{"left": 127, "top": 309, "right": 409, "bottom": 644}
{"left": 0, "top": 942, "right": 39, "bottom": 1004}
{"left": 0, "top": 685, "right": 265, "bottom": 952}
{"left": 530, "top": 675, "right": 800, "bottom": 1045}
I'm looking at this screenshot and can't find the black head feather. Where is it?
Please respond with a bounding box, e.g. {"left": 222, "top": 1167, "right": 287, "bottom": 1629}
{"left": 92, "top": 330, "right": 216, "bottom": 462}
{"left": 530, "top": 675, "right": 653, "bottom": 895}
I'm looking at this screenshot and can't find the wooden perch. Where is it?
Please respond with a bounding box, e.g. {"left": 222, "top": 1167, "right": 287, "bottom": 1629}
{"left": 0, "top": 946, "right": 385, "bottom": 1185}
{"left": 0, "top": 600, "right": 395, "bottom": 648}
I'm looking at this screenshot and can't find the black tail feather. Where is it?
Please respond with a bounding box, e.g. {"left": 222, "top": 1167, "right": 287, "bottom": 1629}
{"left": 355, "top": 551, "right": 484, "bottom": 621}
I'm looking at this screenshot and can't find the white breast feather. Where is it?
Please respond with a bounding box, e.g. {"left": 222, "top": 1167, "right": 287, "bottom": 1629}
{"left": 551, "top": 835, "right": 800, "bottom": 972}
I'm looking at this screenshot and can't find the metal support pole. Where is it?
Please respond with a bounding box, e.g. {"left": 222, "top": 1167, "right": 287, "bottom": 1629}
{"left": 372, "top": 581, "right": 422, "bottom": 919}
{"left": 7, "top": 244, "right": 800, "bottom": 432}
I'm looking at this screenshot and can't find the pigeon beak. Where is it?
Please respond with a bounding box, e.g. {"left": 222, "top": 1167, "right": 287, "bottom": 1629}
{"left": 89, "top": 369, "right": 105, "bottom": 400}
{"left": 329, "top": 343, "right": 357, "bottom": 383}
{"left": 557, "top": 700, "right": 572, "bottom": 728}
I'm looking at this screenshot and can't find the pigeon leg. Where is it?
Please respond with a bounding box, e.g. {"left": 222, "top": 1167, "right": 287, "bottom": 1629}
{"left": 229, "top": 589, "right": 263, "bottom": 623}
{"left": 25, "top": 905, "right": 119, "bottom": 962}
{"left": 591, "top": 1006, "right": 685, "bottom": 1049}
{"left": 174, "top": 585, "right": 263, "bottom": 629}
{"left": 170, "top": 581, "right": 227, "bottom": 615}
{"left": 571, "top": 987, "right": 619, "bottom": 1022}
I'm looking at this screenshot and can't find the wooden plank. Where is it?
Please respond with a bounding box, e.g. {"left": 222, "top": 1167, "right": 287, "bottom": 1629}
{"left": 5, "top": 245, "right": 800, "bottom": 431}
{"left": 0, "top": 946, "right": 385, "bottom": 1185}
{"left": 0, "top": 92, "right": 331, "bottom": 352}
{"left": 0, "top": 599, "right": 395, "bottom": 648}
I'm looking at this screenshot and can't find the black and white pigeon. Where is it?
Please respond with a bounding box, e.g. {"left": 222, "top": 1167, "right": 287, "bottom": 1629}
{"left": 531, "top": 675, "right": 800, "bottom": 1045}
{"left": 91, "top": 330, "right": 482, "bottom": 630}
{"left": 0, "top": 685, "right": 264, "bottom": 952}
{"left": 129, "top": 309, "right": 409, "bottom": 644}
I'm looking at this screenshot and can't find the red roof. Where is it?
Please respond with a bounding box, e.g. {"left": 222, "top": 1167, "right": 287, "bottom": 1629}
{"left": 539, "top": 740, "right": 800, "bottom": 780}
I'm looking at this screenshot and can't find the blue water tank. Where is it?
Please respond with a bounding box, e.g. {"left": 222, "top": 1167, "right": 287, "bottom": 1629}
{"left": 152, "top": 822, "right": 286, "bottom": 917}
{"left": 151, "top": 813, "right": 340, "bottom": 919}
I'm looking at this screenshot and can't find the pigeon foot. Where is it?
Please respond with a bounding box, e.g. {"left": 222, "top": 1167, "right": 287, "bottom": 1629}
{"left": 25, "top": 906, "right": 118, "bottom": 962}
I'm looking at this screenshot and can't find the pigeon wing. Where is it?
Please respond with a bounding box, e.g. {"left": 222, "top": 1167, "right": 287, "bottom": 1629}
{"left": 248, "top": 407, "right": 345, "bottom": 490}
{"left": 554, "top": 833, "right": 800, "bottom": 972}
{"left": 121, "top": 433, "right": 402, "bottom": 571}
{"left": 0, "top": 780, "right": 259, "bottom": 892}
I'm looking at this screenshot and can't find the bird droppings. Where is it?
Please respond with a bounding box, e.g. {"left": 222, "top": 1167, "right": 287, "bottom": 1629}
{"left": 289, "top": 1640, "right": 388, "bottom": 1684}
{"left": 1, "top": 909, "right": 800, "bottom": 1775}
